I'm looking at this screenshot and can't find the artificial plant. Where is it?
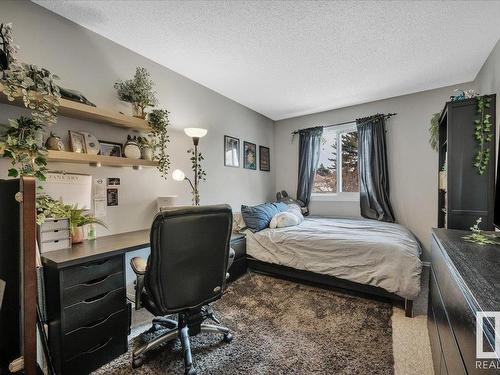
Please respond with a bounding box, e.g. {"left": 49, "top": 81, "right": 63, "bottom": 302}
{"left": 114, "top": 66, "right": 158, "bottom": 119}
{"left": 0, "top": 116, "right": 47, "bottom": 181}
{"left": 36, "top": 194, "right": 107, "bottom": 233}
{"left": 428, "top": 112, "right": 440, "bottom": 151}
{"left": 0, "top": 23, "right": 60, "bottom": 125}
{"left": 462, "top": 218, "right": 499, "bottom": 245}
{"left": 147, "top": 109, "right": 171, "bottom": 177}
{"left": 473, "top": 96, "right": 493, "bottom": 175}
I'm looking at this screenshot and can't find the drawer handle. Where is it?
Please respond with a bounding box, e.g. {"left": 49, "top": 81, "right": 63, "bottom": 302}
{"left": 84, "top": 274, "right": 112, "bottom": 286}
{"left": 84, "top": 290, "right": 111, "bottom": 303}
{"left": 86, "top": 337, "right": 112, "bottom": 354}
{"left": 81, "top": 259, "right": 110, "bottom": 268}
{"left": 67, "top": 337, "right": 112, "bottom": 362}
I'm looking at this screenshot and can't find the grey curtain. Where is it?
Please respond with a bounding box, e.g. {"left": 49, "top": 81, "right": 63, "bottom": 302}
{"left": 357, "top": 115, "right": 395, "bottom": 222}
{"left": 296, "top": 126, "right": 323, "bottom": 209}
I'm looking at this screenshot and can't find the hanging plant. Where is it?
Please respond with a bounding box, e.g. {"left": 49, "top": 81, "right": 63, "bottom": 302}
{"left": 429, "top": 112, "right": 440, "bottom": 151}
{"left": 147, "top": 109, "right": 171, "bottom": 177}
{"left": 0, "top": 116, "right": 48, "bottom": 181}
{"left": 0, "top": 23, "right": 60, "bottom": 125}
{"left": 0, "top": 23, "right": 19, "bottom": 70}
{"left": 473, "top": 96, "right": 493, "bottom": 175}
{"left": 114, "top": 67, "right": 158, "bottom": 119}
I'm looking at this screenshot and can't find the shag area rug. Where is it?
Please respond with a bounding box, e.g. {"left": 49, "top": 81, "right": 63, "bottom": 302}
{"left": 94, "top": 272, "right": 394, "bottom": 374}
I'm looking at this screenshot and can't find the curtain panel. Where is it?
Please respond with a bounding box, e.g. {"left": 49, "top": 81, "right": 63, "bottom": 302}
{"left": 356, "top": 115, "right": 395, "bottom": 222}
{"left": 296, "top": 126, "right": 323, "bottom": 211}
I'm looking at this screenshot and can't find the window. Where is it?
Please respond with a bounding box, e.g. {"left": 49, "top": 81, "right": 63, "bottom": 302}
{"left": 313, "top": 125, "right": 359, "bottom": 195}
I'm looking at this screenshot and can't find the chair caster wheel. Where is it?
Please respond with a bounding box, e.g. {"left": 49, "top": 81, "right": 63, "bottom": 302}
{"left": 186, "top": 367, "right": 197, "bottom": 375}
{"left": 132, "top": 355, "right": 144, "bottom": 368}
{"left": 223, "top": 333, "right": 233, "bottom": 343}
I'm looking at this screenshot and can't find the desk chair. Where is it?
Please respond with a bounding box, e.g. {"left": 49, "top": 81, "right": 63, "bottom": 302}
{"left": 130, "top": 205, "right": 234, "bottom": 375}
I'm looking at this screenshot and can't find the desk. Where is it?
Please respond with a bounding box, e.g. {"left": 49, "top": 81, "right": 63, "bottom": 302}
{"left": 41, "top": 230, "right": 246, "bottom": 375}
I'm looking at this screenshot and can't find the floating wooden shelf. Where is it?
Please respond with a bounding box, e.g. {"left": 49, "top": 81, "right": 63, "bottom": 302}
{"left": 47, "top": 150, "right": 158, "bottom": 168}
{"left": 0, "top": 87, "right": 151, "bottom": 131}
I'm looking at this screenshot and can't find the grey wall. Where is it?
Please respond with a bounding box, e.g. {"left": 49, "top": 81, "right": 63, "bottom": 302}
{"left": 0, "top": 1, "right": 275, "bottom": 238}
{"left": 274, "top": 84, "right": 474, "bottom": 259}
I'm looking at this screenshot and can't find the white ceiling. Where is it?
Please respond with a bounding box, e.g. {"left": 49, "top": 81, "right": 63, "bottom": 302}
{"left": 34, "top": 1, "right": 500, "bottom": 121}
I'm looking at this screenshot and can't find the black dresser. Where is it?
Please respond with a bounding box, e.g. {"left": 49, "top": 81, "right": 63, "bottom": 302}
{"left": 429, "top": 229, "right": 500, "bottom": 375}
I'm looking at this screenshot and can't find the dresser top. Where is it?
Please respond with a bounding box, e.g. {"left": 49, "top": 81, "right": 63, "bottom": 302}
{"left": 42, "top": 229, "right": 244, "bottom": 269}
{"left": 432, "top": 228, "right": 500, "bottom": 312}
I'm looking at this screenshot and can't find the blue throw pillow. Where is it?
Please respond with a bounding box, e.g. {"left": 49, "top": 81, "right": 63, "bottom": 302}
{"left": 241, "top": 202, "right": 286, "bottom": 232}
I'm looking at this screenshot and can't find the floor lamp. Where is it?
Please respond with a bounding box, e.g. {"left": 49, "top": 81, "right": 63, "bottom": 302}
{"left": 173, "top": 127, "right": 207, "bottom": 205}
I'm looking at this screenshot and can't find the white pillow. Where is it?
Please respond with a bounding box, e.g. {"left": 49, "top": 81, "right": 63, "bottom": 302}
{"left": 269, "top": 212, "right": 300, "bottom": 229}
{"left": 287, "top": 204, "right": 304, "bottom": 223}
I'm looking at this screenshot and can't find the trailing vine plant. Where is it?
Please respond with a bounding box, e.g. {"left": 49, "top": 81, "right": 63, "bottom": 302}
{"left": 474, "top": 96, "right": 493, "bottom": 175}
{"left": 0, "top": 23, "right": 60, "bottom": 125}
{"left": 188, "top": 147, "right": 206, "bottom": 205}
{"left": 428, "top": 112, "right": 440, "bottom": 151}
{"left": 147, "top": 109, "right": 171, "bottom": 177}
{"left": 0, "top": 116, "right": 48, "bottom": 181}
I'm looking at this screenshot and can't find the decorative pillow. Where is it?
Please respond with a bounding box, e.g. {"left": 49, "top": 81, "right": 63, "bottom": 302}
{"left": 287, "top": 203, "right": 304, "bottom": 223}
{"left": 232, "top": 212, "right": 247, "bottom": 233}
{"left": 269, "top": 212, "right": 300, "bottom": 229}
{"left": 241, "top": 202, "right": 288, "bottom": 232}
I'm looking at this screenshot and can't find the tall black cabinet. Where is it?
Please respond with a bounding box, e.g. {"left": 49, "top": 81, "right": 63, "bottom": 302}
{"left": 437, "top": 95, "right": 496, "bottom": 230}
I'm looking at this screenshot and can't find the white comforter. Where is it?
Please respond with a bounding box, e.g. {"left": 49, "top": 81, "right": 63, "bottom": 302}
{"left": 245, "top": 217, "right": 422, "bottom": 299}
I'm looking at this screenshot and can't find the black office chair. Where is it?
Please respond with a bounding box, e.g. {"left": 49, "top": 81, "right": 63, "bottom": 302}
{"left": 130, "top": 205, "right": 235, "bottom": 375}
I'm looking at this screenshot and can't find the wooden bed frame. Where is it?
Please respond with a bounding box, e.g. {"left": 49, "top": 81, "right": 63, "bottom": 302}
{"left": 247, "top": 257, "right": 414, "bottom": 318}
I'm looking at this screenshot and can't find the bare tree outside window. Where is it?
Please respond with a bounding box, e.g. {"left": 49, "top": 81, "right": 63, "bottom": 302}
{"left": 312, "top": 128, "right": 358, "bottom": 194}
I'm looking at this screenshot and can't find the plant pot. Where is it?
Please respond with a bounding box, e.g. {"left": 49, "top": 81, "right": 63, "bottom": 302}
{"left": 132, "top": 103, "right": 146, "bottom": 119}
{"left": 141, "top": 146, "right": 153, "bottom": 161}
{"left": 71, "top": 226, "right": 84, "bottom": 244}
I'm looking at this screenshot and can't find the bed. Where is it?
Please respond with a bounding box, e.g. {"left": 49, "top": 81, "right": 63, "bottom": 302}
{"left": 244, "top": 216, "right": 422, "bottom": 317}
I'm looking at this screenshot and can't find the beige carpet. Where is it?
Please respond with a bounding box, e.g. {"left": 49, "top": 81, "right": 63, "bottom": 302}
{"left": 392, "top": 265, "right": 434, "bottom": 375}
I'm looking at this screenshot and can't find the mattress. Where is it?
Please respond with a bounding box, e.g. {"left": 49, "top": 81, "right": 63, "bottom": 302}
{"left": 245, "top": 217, "right": 422, "bottom": 299}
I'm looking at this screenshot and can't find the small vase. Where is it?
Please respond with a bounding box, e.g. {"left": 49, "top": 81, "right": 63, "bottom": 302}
{"left": 72, "top": 226, "right": 84, "bottom": 244}
{"left": 132, "top": 103, "right": 146, "bottom": 119}
{"left": 141, "top": 146, "right": 153, "bottom": 161}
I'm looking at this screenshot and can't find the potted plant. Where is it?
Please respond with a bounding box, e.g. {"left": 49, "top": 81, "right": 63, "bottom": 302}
{"left": 66, "top": 204, "right": 107, "bottom": 244}
{"left": 114, "top": 67, "right": 158, "bottom": 119}
{"left": 137, "top": 135, "right": 153, "bottom": 160}
{"left": 0, "top": 116, "right": 48, "bottom": 180}
{"left": 148, "top": 109, "right": 171, "bottom": 176}
{"left": 36, "top": 195, "right": 107, "bottom": 244}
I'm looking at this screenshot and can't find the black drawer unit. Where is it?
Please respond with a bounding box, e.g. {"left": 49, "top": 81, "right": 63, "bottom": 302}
{"left": 429, "top": 229, "right": 500, "bottom": 375}
{"left": 44, "top": 254, "right": 128, "bottom": 374}
{"left": 228, "top": 234, "right": 247, "bottom": 282}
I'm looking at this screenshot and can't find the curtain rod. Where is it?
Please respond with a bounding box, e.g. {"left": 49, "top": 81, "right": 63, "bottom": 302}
{"left": 290, "top": 112, "right": 397, "bottom": 135}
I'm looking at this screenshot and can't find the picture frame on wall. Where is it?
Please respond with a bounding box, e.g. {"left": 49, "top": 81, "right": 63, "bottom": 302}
{"left": 259, "top": 146, "right": 270, "bottom": 172}
{"left": 99, "top": 141, "right": 123, "bottom": 157}
{"left": 243, "top": 141, "right": 257, "bottom": 170}
{"left": 68, "top": 131, "right": 86, "bottom": 153}
{"left": 224, "top": 135, "right": 240, "bottom": 167}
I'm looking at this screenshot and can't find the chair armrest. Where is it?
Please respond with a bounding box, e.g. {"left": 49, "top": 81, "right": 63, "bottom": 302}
{"left": 228, "top": 247, "right": 235, "bottom": 270}
{"left": 130, "top": 257, "right": 147, "bottom": 310}
{"left": 131, "top": 256, "right": 147, "bottom": 275}
{"left": 226, "top": 247, "right": 235, "bottom": 280}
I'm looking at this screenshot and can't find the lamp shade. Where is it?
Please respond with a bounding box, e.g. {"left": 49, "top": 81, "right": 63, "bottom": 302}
{"left": 184, "top": 128, "right": 207, "bottom": 138}
{"left": 172, "top": 169, "right": 186, "bottom": 181}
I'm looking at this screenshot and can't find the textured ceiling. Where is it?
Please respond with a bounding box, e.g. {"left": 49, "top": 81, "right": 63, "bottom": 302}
{"left": 34, "top": 1, "right": 500, "bottom": 120}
